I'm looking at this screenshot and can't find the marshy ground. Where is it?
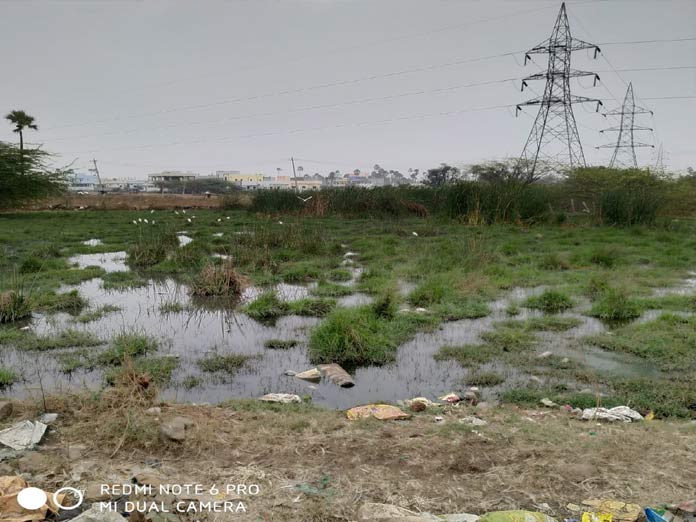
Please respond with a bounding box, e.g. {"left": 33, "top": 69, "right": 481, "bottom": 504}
{"left": 1, "top": 208, "right": 696, "bottom": 519}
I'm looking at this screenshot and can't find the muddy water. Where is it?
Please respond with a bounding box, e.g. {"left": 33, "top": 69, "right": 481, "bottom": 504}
{"left": 1, "top": 248, "right": 688, "bottom": 408}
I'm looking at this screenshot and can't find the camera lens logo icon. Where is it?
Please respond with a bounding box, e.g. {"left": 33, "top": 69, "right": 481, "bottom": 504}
{"left": 16, "top": 486, "right": 84, "bottom": 511}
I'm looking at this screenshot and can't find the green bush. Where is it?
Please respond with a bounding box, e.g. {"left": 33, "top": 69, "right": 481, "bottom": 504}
{"left": 525, "top": 289, "right": 573, "bottom": 313}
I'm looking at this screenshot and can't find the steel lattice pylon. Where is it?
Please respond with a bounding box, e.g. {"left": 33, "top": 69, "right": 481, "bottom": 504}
{"left": 517, "top": 2, "right": 602, "bottom": 181}
{"left": 597, "top": 82, "right": 654, "bottom": 168}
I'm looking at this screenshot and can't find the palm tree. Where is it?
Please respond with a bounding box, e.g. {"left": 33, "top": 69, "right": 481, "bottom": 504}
{"left": 5, "top": 110, "right": 38, "bottom": 152}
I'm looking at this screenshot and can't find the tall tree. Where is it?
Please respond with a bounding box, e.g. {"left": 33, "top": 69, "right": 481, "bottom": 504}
{"left": 5, "top": 110, "right": 38, "bottom": 152}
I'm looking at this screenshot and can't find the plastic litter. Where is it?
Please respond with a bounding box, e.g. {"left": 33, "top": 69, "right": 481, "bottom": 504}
{"left": 479, "top": 510, "right": 557, "bottom": 522}
{"left": 578, "top": 500, "right": 642, "bottom": 522}
{"left": 346, "top": 404, "right": 410, "bottom": 421}
{"left": 404, "top": 397, "right": 439, "bottom": 409}
{"left": 258, "top": 393, "right": 302, "bottom": 404}
{"left": 439, "top": 392, "right": 461, "bottom": 403}
{"left": 0, "top": 421, "right": 48, "bottom": 451}
{"left": 318, "top": 363, "right": 355, "bottom": 387}
{"left": 582, "top": 513, "right": 613, "bottom": 522}
{"left": 580, "top": 407, "right": 643, "bottom": 423}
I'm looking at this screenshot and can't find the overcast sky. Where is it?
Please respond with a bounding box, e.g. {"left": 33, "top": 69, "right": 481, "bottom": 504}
{"left": 1, "top": 0, "right": 694, "bottom": 179}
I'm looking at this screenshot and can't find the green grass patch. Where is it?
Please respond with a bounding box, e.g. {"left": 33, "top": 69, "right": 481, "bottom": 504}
{"left": 16, "top": 329, "right": 103, "bottom": 352}
{"left": 33, "top": 290, "right": 87, "bottom": 315}
{"left": 74, "top": 304, "right": 121, "bottom": 323}
{"left": 97, "top": 333, "right": 158, "bottom": 365}
{"left": 101, "top": 271, "right": 148, "bottom": 290}
{"left": 588, "top": 313, "right": 696, "bottom": 372}
{"left": 524, "top": 289, "right": 573, "bottom": 313}
{"left": 466, "top": 370, "right": 506, "bottom": 386}
{"left": 588, "top": 288, "right": 642, "bottom": 321}
{"left": 198, "top": 353, "right": 253, "bottom": 374}
{"left": 311, "top": 281, "right": 354, "bottom": 298}
{"left": 264, "top": 339, "right": 298, "bottom": 349}
{"left": 309, "top": 305, "right": 434, "bottom": 367}
{"left": 0, "top": 291, "right": 31, "bottom": 323}
{"left": 288, "top": 298, "right": 336, "bottom": 317}
{"left": 0, "top": 367, "right": 17, "bottom": 387}
{"left": 242, "top": 292, "right": 289, "bottom": 322}
{"left": 500, "top": 316, "right": 582, "bottom": 332}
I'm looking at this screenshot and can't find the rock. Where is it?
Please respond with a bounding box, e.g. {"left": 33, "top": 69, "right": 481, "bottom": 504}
{"left": 283, "top": 370, "right": 297, "bottom": 376}
{"left": 356, "top": 502, "right": 419, "bottom": 520}
{"left": 460, "top": 416, "right": 487, "bottom": 426}
{"left": 295, "top": 368, "right": 322, "bottom": 382}
{"left": 581, "top": 406, "right": 643, "bottom": 423}
{"left": 66, "top": 444, "right": 86, "bottom": 460}
{"left": 0, "top": 400, "right": 13, "bottom": 420}
{"left": 318, "top": 363, "right": 355, "bottom": 387}
{"left": 346, "top": 404, "right": 410, "bottom": 421}
{"left": 146, "top": 407, "right": 162, "bottom": 416}
{"left": 537, "top": 351, "right": 553, "bottom": 359}
{"left": 69, "top": 505, "right": 127, "bottom": 521}
{"left": 440, "top": 516, "right": 480, "bottom": 522}
{"left": 16, "top": 451, "right": 49, "bottom": 473}
{"left": 410, "top": 401, "right": 427, "bottom": 412}
{"left": 160, "top": 416, "right": 195, "bottom": 442}
{"left": 462, "top": 391, "right": 479, "bottom": 405}
{"left": 85, "top": 482, "right": 111, "bottom": 502}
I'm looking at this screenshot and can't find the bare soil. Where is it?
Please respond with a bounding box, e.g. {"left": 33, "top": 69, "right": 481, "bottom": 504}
{"left": 3, "top": 395, "right": 695, "bottom": 521}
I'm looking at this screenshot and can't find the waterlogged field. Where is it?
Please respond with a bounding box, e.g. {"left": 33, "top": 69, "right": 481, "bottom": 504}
{"left": 1, "top": 209, "right": 695, "bottom": 417}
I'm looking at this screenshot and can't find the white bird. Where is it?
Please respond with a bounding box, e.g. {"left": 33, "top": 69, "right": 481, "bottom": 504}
{"left": 217, "top": 218, "right": 221, "bottom": 222}
{"left": 182, "top": 210, "right": 186, "bottom": 213}
{"left": 278, "top": 221, "right": 284, "bottom": 225}
{"left": 412, "top": 231, "right": 419, "bottom": 237}
{"left": 192, "top": 215, "right": 196, "bottom": 219}
{"left": 150, "top": 210, "right": 155, "bottom": 214}
{"left": 132, "top": 220, "right": 137, "bottom": 225}
{"left": 144, "top": 218, "right": 149, "bottom": 224}
{"left": 138, "top": 218, "right": 142, "bottom": 222}
{"left": 152, "top": 220, "right": 156, "bottom": 224}
{"left": 297, "top": 195, "right": 313, "bottom": 203}
{"left": 226, "top": 216, "right": 230, "bottom": 220}
{"left": 187, "top": 218, "right": 192, "bottom": 223}
{"left": 175, "top": 211, "right": 179, "bottom": 215}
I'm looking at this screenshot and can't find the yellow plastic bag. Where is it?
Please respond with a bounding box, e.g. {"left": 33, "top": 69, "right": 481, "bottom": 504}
{"left": 582, "top": 513, "right": 613, "bottom": 522}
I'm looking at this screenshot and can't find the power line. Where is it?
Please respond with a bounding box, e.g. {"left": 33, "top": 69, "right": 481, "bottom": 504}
{"left": 46, "top": 76, "right": 521, "bottom": 142}
{"left": 58, "top": 102, "right": 516, "bottom": 156}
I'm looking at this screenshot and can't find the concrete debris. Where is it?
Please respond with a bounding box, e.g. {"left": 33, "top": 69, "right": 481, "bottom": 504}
{"left": 540, "top": 398, "right": 558, "bottom": 408}
{"left": 38, "top": 413, "right": 58, "bottom": 425}
{"left": 258, "top": 393, "right": 302, "bottom": 404}
{"left": 295, "top": 368, "right": 322, "bottom": 382}
{"left": 68, "top": 504, "right": 127, "bottom": 521}
{"left": 460, "top": 416, "right": 488, "bottom": 426}
{"left": 159, "top": 416, "right": 195, "bottom": 442}
{"left": 318, "top": 363, "right": 355, "bottom": 387}
{"left": 581, "top": 406, "right": 643, "bottom": 423}
{"left": 0, "top": 421, "right": 48, "bottom": 451}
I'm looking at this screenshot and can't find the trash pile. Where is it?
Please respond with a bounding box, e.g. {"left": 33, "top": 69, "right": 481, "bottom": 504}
{"left": 355, "top": 503, "right": 696, "bottom": 522}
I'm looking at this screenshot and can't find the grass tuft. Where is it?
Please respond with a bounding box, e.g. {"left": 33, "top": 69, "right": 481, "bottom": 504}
{"left": 525, "top": 289, "right": 573, "bottom": 313}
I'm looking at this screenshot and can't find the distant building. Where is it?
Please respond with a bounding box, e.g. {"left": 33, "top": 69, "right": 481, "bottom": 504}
{"left": 147, "top": 171, "right": 198, "bottom": 183}
{"left": 223, "top": 172, "right": 264, "bottom": 184}
{"left": 68, "top": 172, "right": 99, "bottom": 192}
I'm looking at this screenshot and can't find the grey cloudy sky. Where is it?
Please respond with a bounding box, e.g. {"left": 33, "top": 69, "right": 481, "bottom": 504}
{"left": 1, "top": 0, "right": 694, "bottom": 179}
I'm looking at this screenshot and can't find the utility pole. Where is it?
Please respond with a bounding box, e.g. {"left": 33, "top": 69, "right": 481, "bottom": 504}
{"left": 290, "top": 157, "right": 299, "bottom": 191}
{"left": 90, "top": 159, "right": 105, "bottom": 194}
{"left": 597, "top": 82, "right": 653, "bottom": 169}
{"left": 517, "top": 2, "right": 603, "bottom": 181}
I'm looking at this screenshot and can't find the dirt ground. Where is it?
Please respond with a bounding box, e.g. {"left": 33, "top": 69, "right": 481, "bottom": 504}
{"left": 19, "top": 193, "right": 230, "bottom": 211}
{"left": 2, "top": 395, "right": 695, "bottom": 522}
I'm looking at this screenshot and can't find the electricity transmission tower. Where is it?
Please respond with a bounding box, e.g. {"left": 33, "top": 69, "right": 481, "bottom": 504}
{"left": 517, "top": 2, "right": 602, "bottom": 181}
{"left": 597, "top": 82, "right": 653, "bottom": 168}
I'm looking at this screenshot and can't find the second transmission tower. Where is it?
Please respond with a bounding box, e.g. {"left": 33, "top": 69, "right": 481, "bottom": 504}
{"left": 517, "top": 2, "right": 602, "bottom": 181}
{"left": 597, "top": 82, "right": 653, "bottom": 168}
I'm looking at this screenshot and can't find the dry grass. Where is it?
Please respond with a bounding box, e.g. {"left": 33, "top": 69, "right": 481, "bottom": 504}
{"left": 190, "top": 260, "right": 247, "bottom": 296}
{"left": 4, "top": 394, "right": 695, "bottom": 522}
